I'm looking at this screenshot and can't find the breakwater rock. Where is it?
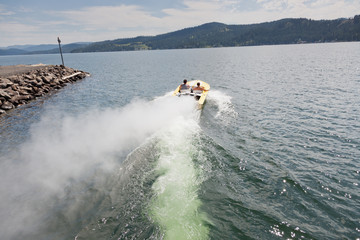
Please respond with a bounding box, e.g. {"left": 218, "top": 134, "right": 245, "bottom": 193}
{"left": 0, "top": 65, "right": 88, "bottom": 115}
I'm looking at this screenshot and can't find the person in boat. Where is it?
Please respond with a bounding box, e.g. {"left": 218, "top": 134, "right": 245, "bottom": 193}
{"left": 191, "top": 82, "right": 205, "bottom": 100}
{"left": 192, "top": 82, "right": 205, "bottom": 91}
{"left": 179, "top": 79, "right": 190, "bottom": 93}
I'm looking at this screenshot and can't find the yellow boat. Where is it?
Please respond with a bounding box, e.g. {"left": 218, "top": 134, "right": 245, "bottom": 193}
{"left": 173, "top": 80, "right": 210, "bottom": 109}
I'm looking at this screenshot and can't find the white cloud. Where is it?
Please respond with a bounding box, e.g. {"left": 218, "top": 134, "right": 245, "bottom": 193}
{"left": 57, "top": 5, "right": 161, "bottom": 30}
{"left": 161, "top": 1, "right": 228, "bottom": 27}
{"left": 258, "top": 0, "right": 287, "bottom": 11}
{"left": 0, "top": 0, "right": 359, "bottom": 46}
{"left": 253, "top": 0, "right": 360, "bottom": 20}
{"left": 0, "top": 4, "right": 14, "bottom": 16}
{"left": 0, "top": 22, "right": 38, "bottom": 33}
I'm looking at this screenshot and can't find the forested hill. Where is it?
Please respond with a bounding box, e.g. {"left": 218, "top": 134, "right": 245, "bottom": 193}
{"left": 72, "top": 15, "right": 360, "bottom": 53}
{"left": 1, "top": 15, "right": 359, "bottom": 56}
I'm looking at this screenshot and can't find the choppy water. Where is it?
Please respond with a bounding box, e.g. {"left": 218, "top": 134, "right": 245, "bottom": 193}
{"left": 0, "top": 42, "right": 359, "bottom": 239}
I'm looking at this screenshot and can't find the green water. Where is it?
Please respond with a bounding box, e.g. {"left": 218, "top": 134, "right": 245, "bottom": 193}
{"left": 149, "top": 116, "right": 210, "bottom": 239}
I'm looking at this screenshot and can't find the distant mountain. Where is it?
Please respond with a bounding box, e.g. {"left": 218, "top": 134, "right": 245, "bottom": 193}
{"left": 28, "top": 43, "right": 92, "bottom": 54}
{"left": 0, "top": 44, "right": 59, "bottom": 52}
{"left": 0, "top": 48, "right": 28, "bottom": 55}
{"left": 1, "top": 15, "right": 359, "bottom": 56}
{"left": 0, "top": 42, "right": 92, "bottom": 56}
{"left": 22, "top": 44, "right": 58, "bottom": 52}
{"left": 72, "top": 15, "right": 360, "bottom": 53}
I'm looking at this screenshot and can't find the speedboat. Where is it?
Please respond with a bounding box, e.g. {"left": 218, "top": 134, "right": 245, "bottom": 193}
{"left": 173, "top": 80, "right": 210, "bottom": 109}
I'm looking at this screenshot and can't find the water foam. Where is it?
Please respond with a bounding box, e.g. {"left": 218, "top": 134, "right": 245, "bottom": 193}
{"left": 149, "top": 115, "right": 210, "bottom": 239}
{"left": 0, "top": 95, "right": 200, "bottom": 239}
{"left": 207, "top": 90, "right": 238, "bottom": 120}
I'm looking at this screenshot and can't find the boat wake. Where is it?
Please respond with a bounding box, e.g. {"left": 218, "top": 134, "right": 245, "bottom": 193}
{"left": 206, "top": 89, "right": 238, "bottom": 121}
{"left": 0, "top": 93, "right": 214, "bottom": 239}
{"left": 148, "top": 114, "right": 210, "bottom": 239}
{"left": 0, "top": 89, "right": 237, "bottom": 239}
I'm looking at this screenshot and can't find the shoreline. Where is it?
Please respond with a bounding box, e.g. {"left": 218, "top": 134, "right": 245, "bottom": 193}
{"left": 0, "top": 64, "right": 89, "bottom": 115}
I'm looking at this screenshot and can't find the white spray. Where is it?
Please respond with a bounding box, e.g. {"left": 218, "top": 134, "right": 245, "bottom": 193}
{"left": 0, "top": 95, "right": 197, "bottom": 239}
{"left": 148, "top": 103, "right": 211, "bottom": 239}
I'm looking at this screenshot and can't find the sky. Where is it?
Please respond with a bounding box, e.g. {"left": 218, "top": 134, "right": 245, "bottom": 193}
{"left": 0, "top": 0, "right": 359, "bottom": 47}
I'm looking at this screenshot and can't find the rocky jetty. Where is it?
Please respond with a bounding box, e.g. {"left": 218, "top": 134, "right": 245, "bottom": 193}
{"left": 0, "top": 65, "right": 88, "bottom": 115}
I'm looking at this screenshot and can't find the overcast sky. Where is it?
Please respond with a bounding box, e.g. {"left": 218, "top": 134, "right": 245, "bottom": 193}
{"left": 0, "top": 0, "right": 359, "bottom": 47}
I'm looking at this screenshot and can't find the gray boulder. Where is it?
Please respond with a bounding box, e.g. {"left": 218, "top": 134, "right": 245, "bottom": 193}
{"left": 0, "top": 89, "right": 11, "bottom": 100}
{"left": 0, "top": 78, "right": 14, "bottom": 88}
{"left": 1, "top": 101, "right": 14, "bottom": 110}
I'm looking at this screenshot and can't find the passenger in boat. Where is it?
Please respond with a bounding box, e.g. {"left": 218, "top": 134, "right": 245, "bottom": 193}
{"left": 192, "top": 82, "right": 205, "bottom": 91}
{"left": 192, "top": 82, "right": 205, "bottom": 100}
{"left": 179, "top": 79, "right": 190, "bottom": 93}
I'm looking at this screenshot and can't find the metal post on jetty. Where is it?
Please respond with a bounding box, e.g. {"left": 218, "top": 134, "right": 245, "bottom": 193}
{"left": 57, "top": 37, "right": 65, "bottom": 66}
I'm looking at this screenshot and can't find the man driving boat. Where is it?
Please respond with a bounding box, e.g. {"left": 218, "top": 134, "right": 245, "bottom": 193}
{"left": 179, "top": 79, "right": 190, "bottom": 92}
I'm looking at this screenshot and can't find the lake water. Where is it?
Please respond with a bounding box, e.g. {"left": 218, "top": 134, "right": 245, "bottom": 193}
{"left": 0, "top": 42, "right": 359, "bottom": 239}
